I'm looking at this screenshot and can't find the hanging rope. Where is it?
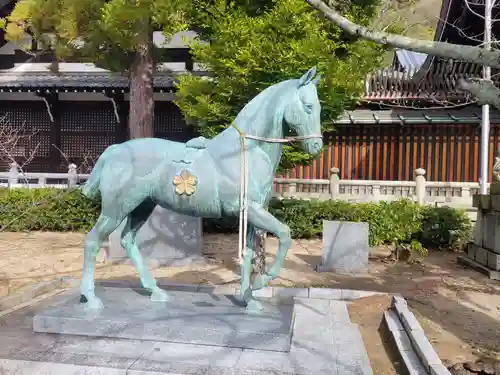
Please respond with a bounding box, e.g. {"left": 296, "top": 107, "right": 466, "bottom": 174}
{"left": 236, "top": 131, "right": 322, "bottom": 265}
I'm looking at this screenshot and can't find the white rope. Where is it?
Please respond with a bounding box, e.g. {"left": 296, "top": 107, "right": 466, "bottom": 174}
{"left": 237, "top": 132, "right": 321, "bottom": 265}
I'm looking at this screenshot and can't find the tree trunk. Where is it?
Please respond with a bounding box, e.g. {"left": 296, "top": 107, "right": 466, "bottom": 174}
{"left": 128, "top": 30, "right": 155, "bottom": 139}
{"left": 305, "top": 0, "right": 500, "bottom": 69}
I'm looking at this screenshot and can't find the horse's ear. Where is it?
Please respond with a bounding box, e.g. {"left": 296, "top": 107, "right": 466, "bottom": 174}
{"left": 312, "top": 74, "right": 321, "bottom": 86}
{"left": 298, "top": 66, "right": 317, "bottom": 87}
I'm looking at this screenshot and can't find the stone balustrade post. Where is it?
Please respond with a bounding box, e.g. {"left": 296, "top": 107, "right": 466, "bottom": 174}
{"left": 8, "top": 162, "right": 19, "bottom": 188}
{"left": 288, "top": 182, "right": 296, "bottom": 195}
{"left": 329, "top": 167, "right": 340, "bottom": 199}
{"left": 68, "top": 163, "right": 78, "bottom": 189}
{"left": 415, "top": 168, "right": 426, "bottom": 205}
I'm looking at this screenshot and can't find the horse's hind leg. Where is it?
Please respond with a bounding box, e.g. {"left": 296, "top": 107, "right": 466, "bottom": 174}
{"left": 80, "top": 214, "right": 123, "bottom": 309}
{"left": 121, "top": 200, "right": 169, "bottom": 302}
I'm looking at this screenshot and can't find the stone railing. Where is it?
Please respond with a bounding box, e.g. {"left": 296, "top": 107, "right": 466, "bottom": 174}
{"left": 0, "top": 163, "right": 90, "bottom": 189}
{"left": 0, "top": 163, "right": 481, "bottom": 208}
{"left": 275, "top": 168, "right": 482, "bottom": 208}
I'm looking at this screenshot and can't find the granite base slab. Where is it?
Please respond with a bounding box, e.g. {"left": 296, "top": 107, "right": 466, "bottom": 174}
{"left": 33, "top": 287, "right": 294, "bottom": 352}
{"left": 0, "top": 288, "right": 373, "bottom": 375}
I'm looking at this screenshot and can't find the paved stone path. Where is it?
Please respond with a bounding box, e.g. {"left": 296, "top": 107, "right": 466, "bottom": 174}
{"left": 0, "top": 288, "right": 373, "bottom": 375}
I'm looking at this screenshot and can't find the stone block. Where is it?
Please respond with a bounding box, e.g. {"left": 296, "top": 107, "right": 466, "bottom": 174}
{"left": 316, "top": 220, "right": 369, "bottom": 274}
{"left": 475, "top": 246, "right": 488, "bottom": 266}
{"left": 457, "top": 255, "right": 500, "bottom": 280}
{"left": 106, "top": 205, "right": 205, "bottom": 267}
{"left": 480, "top": 195, "right": 491, "bottom": 210}
{"left": 472, "top": 194, "right": 481, "bottom": 209}
{"left": 487, "top": 250, "right": 500, "bottom": 271}
{"left": 400, "top": 350, "right": 428, "bottom": 375}
{"left": 408, "top": 330, "right": 442, "bottom": 371}
{"left": 272, "top": 287, "right": 309, "bottom": 300}
{"left": 474, "top": 212, "right": 484, "bottom": 247}
{"left": 396, "top": 307, "right": 423, "bottom": 333}
{"left": 482, "top": 212, "right": 500, "bottom": 251}
{"left": 467, "top": 243, "right": 477, "bottom": 259}
{"left": 33, "top": 287, "right": 294, "bottom": 352}
{"left": 491, "top": 194, "right": 500, "bottom": 210}
{"left": 308, "top": 288, "right": 342, "bottom": 300}
{"left": 430, "top": 363, "right": 452, "bottom": 375}
{"left": 384, "top": 311, "right": 404, "bottom": 332}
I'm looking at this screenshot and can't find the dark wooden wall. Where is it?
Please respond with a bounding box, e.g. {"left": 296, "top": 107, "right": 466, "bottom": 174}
{"left": 0, "top": 103, "right": 497, "bottom": 182}
{"left": 0, "top": 100, "right": 191, "bottom": 173}
{"left": 285, "top": 123, "right": 500, "bottom": 182}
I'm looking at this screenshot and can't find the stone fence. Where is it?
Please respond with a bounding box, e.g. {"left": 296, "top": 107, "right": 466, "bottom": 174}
{"left": 275, "top": 168, "right": 482, "bottom": 208}
{"left": 0, "top": 162, "right": 483, "bottom": 209}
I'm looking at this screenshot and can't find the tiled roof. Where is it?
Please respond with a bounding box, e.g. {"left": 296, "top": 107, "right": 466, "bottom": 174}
{"left": 0, "top": 72, "right": 176, "bottom": 89}
{"left": 336, "top": 108, "right": 500, "bottom": 124}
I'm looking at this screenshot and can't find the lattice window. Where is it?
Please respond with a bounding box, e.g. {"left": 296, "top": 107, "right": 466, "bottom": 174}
{"left": 60, "top": 102, "right": 119, "bottom": 165}
{"left": 154, "top": 102, "right": 187, "bottom": 139}
{"left": 0, "top": 102, "right": 52, "bottom": 170}
{"left": 61, "top": 102, "right": 117, "bottom": 133}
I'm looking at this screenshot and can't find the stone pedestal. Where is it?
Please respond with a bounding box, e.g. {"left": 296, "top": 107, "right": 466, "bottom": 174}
{"left": 104, "top": 206, "right": 204, "bottom": 267}
{"left": 459, "top": 193, "right": 500, "bottom": 280}
{"left": 316, "top": 220, "right": 369, "bottom": 274}
{"left": 33, "top": 287, "right": 295, "bottom": 352}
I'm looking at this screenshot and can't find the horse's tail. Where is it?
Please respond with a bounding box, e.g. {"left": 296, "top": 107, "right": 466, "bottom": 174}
{"left": 81, "top": 144, "right": 118, "bottom": 199}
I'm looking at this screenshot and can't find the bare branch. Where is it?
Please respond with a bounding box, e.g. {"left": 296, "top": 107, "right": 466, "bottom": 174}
{"left": 305, "top": 0, "right": 500, "bottom": 68}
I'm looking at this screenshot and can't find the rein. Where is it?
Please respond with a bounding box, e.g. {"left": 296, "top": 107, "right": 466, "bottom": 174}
{"left": 237, "top": 132, "right": 322, "bottom": 265}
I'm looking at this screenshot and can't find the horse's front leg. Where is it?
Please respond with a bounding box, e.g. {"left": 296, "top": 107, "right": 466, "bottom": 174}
{"left": 246, "top": 203, "right": 292, "bottom": 292}
{"left": 240, "top": 225, "right": 263, "bottom": 312}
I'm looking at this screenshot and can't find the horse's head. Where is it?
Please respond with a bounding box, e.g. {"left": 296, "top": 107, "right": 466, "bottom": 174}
{"left": 283, "top": 66, "right": 323, "bottom": 155}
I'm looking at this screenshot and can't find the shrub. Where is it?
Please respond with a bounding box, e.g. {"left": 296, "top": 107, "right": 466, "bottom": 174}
{"left": 0, "top": 188, "right": 472, "bottom": 253}
{"left": 0, "top": 188, "right": 100, "bottom": 232}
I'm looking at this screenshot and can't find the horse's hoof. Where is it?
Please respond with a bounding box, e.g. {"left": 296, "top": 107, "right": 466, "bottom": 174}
{"left": 151, "top": 287, "right": 170, "bottom": 302}
{"left": 83, "top": 296, "right": 104, "bottom": 310}
{"left": 246, "top": 298, "right": 264, "bottom": 312}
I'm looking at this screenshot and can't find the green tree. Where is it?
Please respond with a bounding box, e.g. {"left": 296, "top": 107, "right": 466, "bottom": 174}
{"left": 176, "top": 0, "right": 388, "bottom": 170}
{"left": 0, "top": 0, "right": 188, "bottom": 138}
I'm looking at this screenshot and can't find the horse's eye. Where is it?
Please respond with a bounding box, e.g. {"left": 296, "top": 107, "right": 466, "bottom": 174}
{"left": 304, "top": 103, "right": 313, "bottom": 113}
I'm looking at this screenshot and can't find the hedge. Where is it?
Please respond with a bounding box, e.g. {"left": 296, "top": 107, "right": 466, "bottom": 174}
{"left": 0, "top": 188, "right": 472, "bottom": 252}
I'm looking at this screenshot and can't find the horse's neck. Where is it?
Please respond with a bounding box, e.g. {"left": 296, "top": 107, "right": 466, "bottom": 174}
{"left": 207, "top": 81, "right": 288, "bottom": 170}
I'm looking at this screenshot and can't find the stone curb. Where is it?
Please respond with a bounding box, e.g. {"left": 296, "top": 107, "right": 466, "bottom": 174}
{"left": 96, "top": 279, "right": 390, "bottom": 300}
{"left": 385, "top": 296, "right": 451, "bottom": 375}
{"left": 0, "top": 276, "right": 75, "bottom": 312}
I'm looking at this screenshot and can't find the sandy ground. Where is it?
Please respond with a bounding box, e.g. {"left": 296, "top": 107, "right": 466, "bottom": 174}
{"left": 0, "top": 231, "right": 499, "bottom": 369}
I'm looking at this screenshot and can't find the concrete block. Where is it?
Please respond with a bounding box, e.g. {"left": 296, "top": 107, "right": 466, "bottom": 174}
{"left": 430, "top": 363, "right": 452, "bottom": 375}
{"left": 391, "top": 329, "right": 413, "bottom": 352}
{"left": 32, "top": 280, "right": 61, "bottom": 296}
{"left": 252, "top": 287, "right": 273, "bottom": 298}
{"left": 480, "top": 195, "right": 491, "bottom": 210}
{"left": 272, "top": 287, "right": 309, "bottom": 300}
{"left": 33, "top": 287, "right": 294, "bottom": 352}
{"left": 408, "top": 330, "right": 442, "bottom": 370}
{"left": 384, "top": 311, "right": 404, "bottom": 332}
{"left": 342, "top": 289, "right": 385, "bottom": 300}
{"left": 487, "top": 250, "right": 500, "bottom": 270}
{"left": 196, "top": 285, "right": 237, "bottom": 295}
{"left": 474, "top": 212, "right": 484, "bottom": 247}
{"left": 0, "top": 293, "right": 24, "bottom": 311}
{"left": 475, "top": 246, "right": 488, "bottom": 266}
{"left": 467, "top": 243, "right": 477, "bottom": 259}
{"left": 308, "top": 288, "right": 342, "bottom": 300}
{"left": 457, "top": 255, "right": 500, "bottom": 280}
{"left": 106, "top": 205, "right": 205, "bottom": 267}
{"left": 400, "top": 349, "right": 428, "bottom": 375}
{"left": 398, "top": 308, "right": 424, "bottom": 333}
{"left": 491, "top": 194, "right": 500, "bottom": 210}
{"left": 483, "top": 212, "right": 499, "bottom": 251}
{"left": 317, "top": 220, "right": 369, "bottom": 274}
